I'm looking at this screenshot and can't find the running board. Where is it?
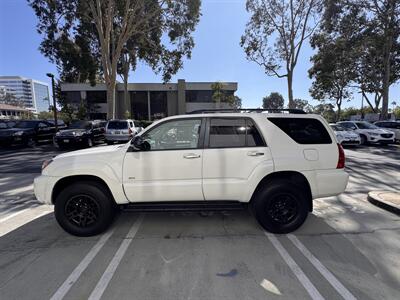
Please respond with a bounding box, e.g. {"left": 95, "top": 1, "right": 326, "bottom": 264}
{"left": 120, "top": 201, "right": 248, "bottom": 212}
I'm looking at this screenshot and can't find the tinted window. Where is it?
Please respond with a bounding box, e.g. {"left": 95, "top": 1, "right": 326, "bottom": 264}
{"left": 69, "top": 121, "right": 92, "bottom": 130}
{"left": 15, "top": 121, "right": 38, "bottom": 128}
{"left": 142, "top": 119, "right": 202, "bottom": 150}
{"left": 209, "top": 118, "right": 246, "bottom": 148}
{"left": 269, "top": 118, "right": 332, "bottom": 144}
{"left": 247, "top": 119, "right": 265, "bottom": 146}
{"left": 108, "top": 121, "right": 128, "bottom": 129}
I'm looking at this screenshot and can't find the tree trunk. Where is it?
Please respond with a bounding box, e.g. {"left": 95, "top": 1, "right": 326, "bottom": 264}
{"left": 287, "top": 72, "right": 294, "bottom": 108}
{"left": 123, "top": 68, "right": 129, "bottom": 118}
{"left": 106, "top": 79, "right": 116, "bottom": 120}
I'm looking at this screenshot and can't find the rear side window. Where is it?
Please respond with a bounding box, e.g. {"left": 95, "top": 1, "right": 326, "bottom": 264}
{"left": 208, "top": 118, "right": 265, "bottom": 148}
{"left": 268, "top": 117, "right": 332, "bottom": 144}
{"left": 107, "top": 121, "right": 128, "bottom": 129}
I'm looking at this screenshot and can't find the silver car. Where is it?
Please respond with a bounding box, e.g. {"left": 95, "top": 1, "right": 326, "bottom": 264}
{"left": 374, "top": 121, "right": 400, "bottom": 142}
{"left": 329, "top": 123, "right": 361, "bottom": 146}
{"left": 105, "top": 119, "right": 143, "bottom": 145}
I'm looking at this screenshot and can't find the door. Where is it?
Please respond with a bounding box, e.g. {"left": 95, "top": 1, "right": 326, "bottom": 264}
{"left": 123, "top": 118, "right": 205, "bottom": 202}
{"left": 37, "top": 122, "right": 53, "bottom": 142}
{"left": 202, "top": 117, "right": 272, "bottom": 201}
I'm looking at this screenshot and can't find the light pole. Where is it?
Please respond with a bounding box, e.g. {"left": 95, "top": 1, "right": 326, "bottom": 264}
{"left": 46, "top": 73, "right": 58, "bottom": 132}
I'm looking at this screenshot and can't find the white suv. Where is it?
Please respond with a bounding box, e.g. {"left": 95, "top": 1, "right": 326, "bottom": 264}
{"left": 338, "top": 121, "right": 395, "bottom": 145}
{"left": 34, "top": 110, "right": 349, "bottom": 236}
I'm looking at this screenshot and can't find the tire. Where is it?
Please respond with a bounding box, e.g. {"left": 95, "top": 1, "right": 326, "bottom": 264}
{"left": 360, "top": 135, "right": 367, "bottom": 145}
{"left": 106, "top": 140, "right": 114, "bottom": 145}
{"left": 25, "top": 137, "right": 36, "bottom": 148}
{"left": 251, "top": 181, "right": 309, "bottom": 234}
{"left": 54, "top": 182, "right": 115, "bottom": 236}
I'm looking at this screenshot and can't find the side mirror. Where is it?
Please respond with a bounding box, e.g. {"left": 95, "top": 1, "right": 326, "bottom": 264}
{"left": 131, "top": 135, "right": 150, "bottom": 151}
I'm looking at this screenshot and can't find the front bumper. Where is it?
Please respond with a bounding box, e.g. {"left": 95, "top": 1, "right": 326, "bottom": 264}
{"left": 34, "top": 175, "right": 60, "bottom": 204}
{"left": 55, "top": 136, "right": 87, "bottom": 146}
{"left": 368, "top": 135, "right": 395, "bottom": 144}
{"left": 0, "top": 135, "right": 25, "bottom": 145}
{"left": 341, "top": 137, "right": 361, "bottom": 145}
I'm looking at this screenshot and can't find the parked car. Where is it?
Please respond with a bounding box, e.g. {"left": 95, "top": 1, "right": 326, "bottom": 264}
{"left": 105, "top": 119, "right": 143, "bottom": 145}
{"left": 329, "top": 123, "right": 361, "bottom": 146}
{"left": 374, "top": 121, "right": 400, "bottom": 142}
{"left": 46, "top": 119, "right": 68, "bottom": 130}
{"left": 0, "top": 120, "right": 16, "bottom": 130}
{"left": 54, "top": 120, "right": 105, "bottom": 149}
{"left": 337, "top": 121, "right": 395, "bottom": 145}
{"left": 0, "top": 120, "right": 56, "bottom": 147}
{"left": 35, "top": 109, "right": 349, "bottom": 236}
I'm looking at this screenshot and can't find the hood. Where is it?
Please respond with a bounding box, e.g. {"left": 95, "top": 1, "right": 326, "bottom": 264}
{"left": 358, "top": 128, "right": 392, "bottom": 134}
{"left": 55, "top": 144, "right": 127, "bottom": 160}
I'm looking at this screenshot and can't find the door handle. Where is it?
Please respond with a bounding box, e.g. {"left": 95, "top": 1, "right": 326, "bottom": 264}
{"left": 183, "top": 153, "right": 201, "bottom": 159}
{"left": 247, "top": 151, "right": 264, "bottom": 156}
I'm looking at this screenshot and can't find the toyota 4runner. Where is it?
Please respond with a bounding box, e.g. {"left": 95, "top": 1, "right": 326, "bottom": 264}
{"left": 34, "top": 109, "right": 349, "bottom": 236}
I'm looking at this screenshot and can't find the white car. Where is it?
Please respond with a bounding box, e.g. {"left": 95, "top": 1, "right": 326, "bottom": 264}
{"left": 374, "top": 121, "right": 400, "bottom": 143}
{"left": 338, "top": 121, "right": 395, "bottom": 145}
{"left": 329, "top": 123, "right": 361, "bottom": 146}
{"left": 34, "top": 109, "right": 349, "bottom": 236}
{"left": 105, "top": 119, "right": 143, "bottom": 145}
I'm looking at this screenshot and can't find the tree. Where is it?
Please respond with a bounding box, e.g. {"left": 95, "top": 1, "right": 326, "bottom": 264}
{"left": 292, "top": 98, "right": 313, "bottom": 112}
{"left": 312, "top": 102, "right": 335, "bottom": 122}
{"left": 29, "top": 0, "right": 201, "bottom": 119}
{"left": 262, "top": 92, "right": 284, "bottom": 109}
{"left": 211, "top": 82, "right": 238, "bottom": 107}
{"left": 233, "top": 96, "right": 242, "bottom": 109}
{"left": 241, "top": 0, "right": 322, "bottom": 108}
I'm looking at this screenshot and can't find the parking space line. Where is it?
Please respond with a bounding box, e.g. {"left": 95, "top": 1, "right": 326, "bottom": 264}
{"left": 50, "top": 229, "right": 115, "bottom": 300}
{"left": 88, "top": 214, "right": 144, "bottom": 300}
{"left": 0, "top": 204, "right": 27, "bottom": 222}
{"left": 265, "top": 233, "right": 325, "bottom": 300}
{"left": 288, "top": 235, "right": 357, "bottom": 300}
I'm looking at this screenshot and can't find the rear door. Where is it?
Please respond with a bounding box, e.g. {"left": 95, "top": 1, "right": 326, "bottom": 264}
{"left": 202, "top": 117, "right": 271, "bottom": 201}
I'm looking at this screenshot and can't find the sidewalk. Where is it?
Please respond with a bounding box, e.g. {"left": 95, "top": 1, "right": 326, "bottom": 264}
{"left": 368, "top": 191, "right": 400, "bottom": 215}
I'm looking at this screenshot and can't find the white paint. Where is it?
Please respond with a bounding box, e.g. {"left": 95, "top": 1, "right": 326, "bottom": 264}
{"left": 88, "top": 214, "right": 144, "bottom": 300}
{"left": 265, "top": 233, "right": 324, "bottom": 300}
{"left": 288, "top": 234, "right": 357, "bottom": 300}
{"left": 50, "top": 229, "right": 115, "bottom": 300}
{"left": 0, "top": 204, "right": 27, "bottom": 222}
{"left": 260, "top": 278, "right": 282, "bottom": 295}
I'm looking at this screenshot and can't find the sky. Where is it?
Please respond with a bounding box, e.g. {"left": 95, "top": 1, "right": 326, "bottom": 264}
{"left": 0, "top": 0, "right": 399, "bottom": 109}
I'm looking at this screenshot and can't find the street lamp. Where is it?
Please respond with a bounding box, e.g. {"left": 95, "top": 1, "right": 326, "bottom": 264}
{"left": 46, "top": 73, "right": 58, "bottom": 132}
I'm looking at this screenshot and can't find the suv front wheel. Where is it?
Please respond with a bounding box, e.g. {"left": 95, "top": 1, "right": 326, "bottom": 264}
{"left": 55, "top": 182, "right": 115, "bottom": 236}
{"left": 252, "top": 181, "right": 308, "bottom": 234}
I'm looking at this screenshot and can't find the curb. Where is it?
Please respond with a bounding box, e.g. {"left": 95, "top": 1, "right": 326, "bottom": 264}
{"left": 368, "top": 191, "right": 400, "bottom": 215}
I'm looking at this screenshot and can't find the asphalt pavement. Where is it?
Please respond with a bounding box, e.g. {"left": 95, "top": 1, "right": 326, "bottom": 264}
{"left": 0, "top": 143, "right": 399, "bottom": 300}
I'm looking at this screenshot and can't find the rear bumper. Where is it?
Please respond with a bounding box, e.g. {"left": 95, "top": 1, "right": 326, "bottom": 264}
{"left": 313, "top": 169, "right": 349, "bottom": 198}
{"left": 34, "top": 175, "right": 60, "bottom": 204}
{"left": 105, "top": 134, "right": 132, "bottom": 142}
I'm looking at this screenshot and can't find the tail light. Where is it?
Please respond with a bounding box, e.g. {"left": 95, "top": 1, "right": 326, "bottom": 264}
{"left": 337, "top": 143, "right": 345, "bottom": 169}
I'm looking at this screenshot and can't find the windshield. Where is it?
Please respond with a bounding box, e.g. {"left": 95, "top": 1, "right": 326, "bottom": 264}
{"left": 14, "top": 121, "right": 38, "bottom": 128}
{"left": 355, "top": 122, "right": 378, "bottom": 129}
{"left": 107, "top": 121, "right": 128, "bottom": 129}
{"left": 69, "top": 121, "right": 92, "bottom": 130}
{"left": 330, "top": 125, "right": 346, "bottom": 131}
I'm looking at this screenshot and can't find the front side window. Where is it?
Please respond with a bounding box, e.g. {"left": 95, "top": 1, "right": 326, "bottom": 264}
{"left": 355, "top": 122, "right": 378, "bottom": 129}
{"left": 142, "top": 119, "right": 202, "bottom": 150}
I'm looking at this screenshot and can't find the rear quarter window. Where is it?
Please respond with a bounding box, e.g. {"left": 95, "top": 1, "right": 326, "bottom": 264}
{"left": 268, "top": 117, "right": 332, "bottom": 144}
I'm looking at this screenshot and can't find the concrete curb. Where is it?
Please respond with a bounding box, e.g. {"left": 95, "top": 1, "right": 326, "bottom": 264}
{"left": 368, "top": 191, "right": 400, "bottom": 215}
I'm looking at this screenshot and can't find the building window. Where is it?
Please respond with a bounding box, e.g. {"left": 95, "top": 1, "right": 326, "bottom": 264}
{"left": 186, "top": 90, "right": 213, "bottom": 103}
{"left": 87, "top": 91, "right": 107, "bottom": 104}
{"left": 150, "top": 91, "right": 167, "bottom": 120}
{"left": 60, "top": 91, "right": 81, "bottom": 104}
{"left": 131, "top": 91, "right": 148, "bottom": 121}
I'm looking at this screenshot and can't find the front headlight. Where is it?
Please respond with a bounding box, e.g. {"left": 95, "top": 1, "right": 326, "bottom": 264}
{"left": 13, "top": 131, "right": 24, "bottom": 136}
{"left": 368, "top": 131, "right": 379, "bottom": 136}
{"left": 74, "top": 131, "right": 84, "bottom": 136}
{"left": 42, "top": 159, "right": 53, "bottom": 171}
{"left": 56, "top": 132, "right": 61, "bottom": 136}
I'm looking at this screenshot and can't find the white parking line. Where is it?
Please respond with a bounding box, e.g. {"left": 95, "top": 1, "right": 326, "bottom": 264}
{"left": 88, "top": 214, "right": 144, "bottom": 300}
{"left": 50, "top": 229, "right": 115, "bottom": 300}
{"left": 265, "top": 233, "right": 325, "bottom": 300}
{"left": 0, "top": 204, "right": 27, "bottom": 222}
{"left": 288, "top": 235, "right": 357, "bottom": 300}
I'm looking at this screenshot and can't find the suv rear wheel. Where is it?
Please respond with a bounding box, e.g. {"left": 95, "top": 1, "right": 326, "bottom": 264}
{"left": 251, "top": 181, "right": 308, "bottom": 234}
{"left": 55, "top": 182, "right": 115, "bottom": 236}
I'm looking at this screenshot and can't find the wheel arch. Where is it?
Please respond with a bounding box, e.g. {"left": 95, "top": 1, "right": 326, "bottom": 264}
{"left": 250, "top": 171, "right": 313, "bottom": 212}
{"left": 52, "top": 175, "right": 114, "bottom": 205}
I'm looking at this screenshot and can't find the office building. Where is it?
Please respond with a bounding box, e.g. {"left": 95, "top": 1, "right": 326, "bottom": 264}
{"left": 60, "top": 79, "right": 238, "bottom": 120}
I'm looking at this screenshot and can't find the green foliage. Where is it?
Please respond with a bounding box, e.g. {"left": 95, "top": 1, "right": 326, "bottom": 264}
{"left": 38, "top": 111, "right": 54, "bottom": 120}
{"left": 76, "top": 101, "right": 87, "bottom": 120}
{"left": 211, "top": 82, "right": 238, "bottom": 107}
{"left": 262, "top": 93, "right": 284, "bottom": 109}
{"left": 393, "top": 106, "right": 400, "bottom": 119}
{"left": 124, "top": 110, "right": 131, "bottom": 119}
{"left": 312, "top": 103, "right": 336, "bottom": 122}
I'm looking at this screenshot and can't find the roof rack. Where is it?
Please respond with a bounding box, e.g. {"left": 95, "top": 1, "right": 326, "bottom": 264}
{"left": 188, "top": 108, "right": 306, "bottom": 114}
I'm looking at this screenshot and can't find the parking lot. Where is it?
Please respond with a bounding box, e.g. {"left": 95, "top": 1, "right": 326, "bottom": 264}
{"left": 0, "top": 143, "right": 399, "bottom": 300}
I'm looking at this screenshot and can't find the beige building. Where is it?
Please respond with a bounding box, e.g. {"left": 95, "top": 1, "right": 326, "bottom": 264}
{"left": 60, "top": 79, "right": 238, "bottom": 120}
{"left": 0, "top": 103, "right": 28, "bottom": 119}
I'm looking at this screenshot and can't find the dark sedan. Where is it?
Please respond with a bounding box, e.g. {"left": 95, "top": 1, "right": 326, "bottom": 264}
{"left": 54, "top": 120, "right": 105, "bottom": 149}
{"left": 0, "top": 120, "right": 56, "bottom": 147}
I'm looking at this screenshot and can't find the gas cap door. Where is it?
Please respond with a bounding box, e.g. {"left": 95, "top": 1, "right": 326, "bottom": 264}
{"left": 303, "top": 149, "right": 319, "bottom": 161}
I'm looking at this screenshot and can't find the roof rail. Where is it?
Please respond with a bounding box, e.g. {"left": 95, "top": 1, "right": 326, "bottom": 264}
{"left": 187, "top": 108, "right": 306, "bottom": 114}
